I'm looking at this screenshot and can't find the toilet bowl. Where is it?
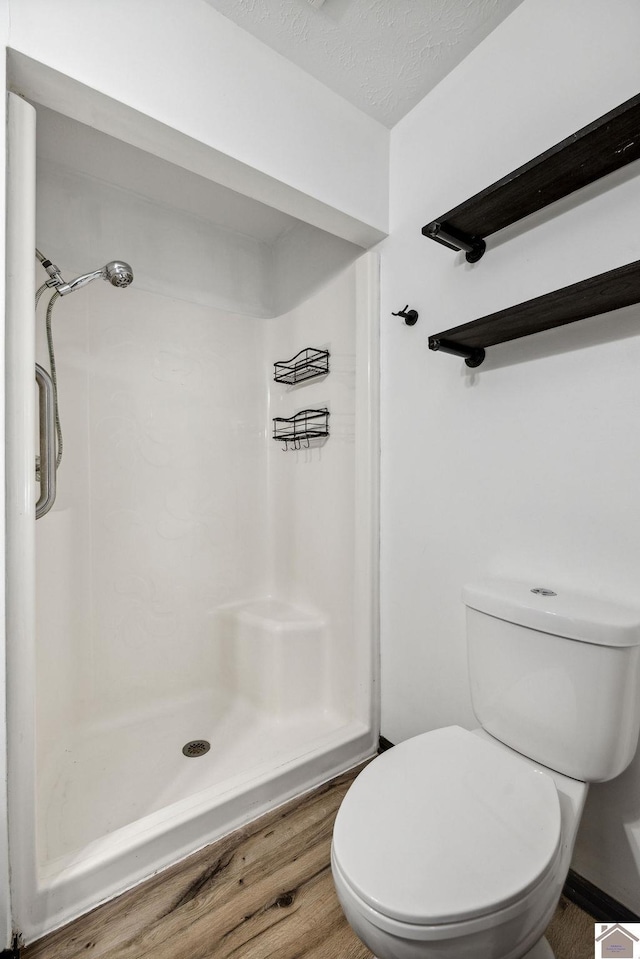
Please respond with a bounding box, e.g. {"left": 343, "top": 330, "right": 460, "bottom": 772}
{"left": 332, "top": 726, "right": 587, "bottom": 959}
{"left": 331, "top": 579, "right": 640, "bottom": 959}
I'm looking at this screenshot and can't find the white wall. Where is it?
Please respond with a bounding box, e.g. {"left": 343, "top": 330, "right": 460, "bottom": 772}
{"left": 271, "top": 223, "right": 363, "bottom": 318}
{"left": 4, "top": 0, "right": 388, "bottom": 245}
{"left": 34, "top": 272, "right": 269, "bottom": 743}
{"left": 267, "top": 268, "right": 360, "bottom": 719}
{"left": 37, "top": 161, "right": 275, "bottom": 317}
{"left": 380, "top": 0, "right": 640, "bottom": 913}
{"left": 35, "top": 105, "right": 365, "bottom": 318}
{"left": 35, "top": 136, "right": 274, "bottom": 753}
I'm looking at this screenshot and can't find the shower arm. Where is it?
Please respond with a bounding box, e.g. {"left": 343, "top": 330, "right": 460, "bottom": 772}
{"left": 56, "top": 270, "right": 104, "bottom": 296}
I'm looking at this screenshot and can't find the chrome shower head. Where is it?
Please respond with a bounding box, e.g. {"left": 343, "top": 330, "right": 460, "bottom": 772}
{"left": 57, "top": 260, "right": 134, "bottom": 296}
{"left": 104, "top": 261, "right": 134, "bottom": 289}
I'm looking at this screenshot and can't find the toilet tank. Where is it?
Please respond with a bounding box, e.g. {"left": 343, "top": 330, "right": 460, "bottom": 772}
{"left": 463, "top": 580, "right": 640, "bottom": 782}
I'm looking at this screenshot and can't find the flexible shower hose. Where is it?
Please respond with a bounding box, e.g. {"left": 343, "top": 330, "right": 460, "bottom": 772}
{"left": 45, "top": 290, "right": 63, "bottom": 468}
{"left": 35, "top": 251, "right": 63, "bottom": 468}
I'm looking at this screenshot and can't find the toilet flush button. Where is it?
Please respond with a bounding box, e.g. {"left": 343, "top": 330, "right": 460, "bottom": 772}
{"left": 531, "top": 587, "right": 557, "bottom": 597}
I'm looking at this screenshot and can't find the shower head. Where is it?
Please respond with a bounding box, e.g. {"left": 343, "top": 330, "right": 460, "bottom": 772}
{"left": 104, "top": 261, "right": 134, "bottom": 289}
{"left": 57, "top": 260, "right": 134, "bottom": 296}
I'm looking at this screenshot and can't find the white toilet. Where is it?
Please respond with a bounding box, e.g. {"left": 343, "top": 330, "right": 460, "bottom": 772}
{"left": 331, "top": 579, "right": 640, "bottom": 959}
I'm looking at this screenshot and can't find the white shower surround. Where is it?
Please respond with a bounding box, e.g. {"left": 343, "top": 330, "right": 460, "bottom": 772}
{"left": 7, "top": 94, "right": 379, "bottom": 942}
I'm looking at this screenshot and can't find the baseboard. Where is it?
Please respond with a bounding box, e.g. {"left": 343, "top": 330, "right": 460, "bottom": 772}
{"left": 564, "top": 869, "right": 640, "bottom": 922}
{"left": 0, "top": 935, "right": 22, "bottom": 958}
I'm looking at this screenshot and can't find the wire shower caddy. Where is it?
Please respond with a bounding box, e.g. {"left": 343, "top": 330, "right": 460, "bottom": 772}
{"left": 272, "top": 408, "right": 330, "bottom": 450}
{"left": 273, "top": 348, "right": 330, "bottom": 385}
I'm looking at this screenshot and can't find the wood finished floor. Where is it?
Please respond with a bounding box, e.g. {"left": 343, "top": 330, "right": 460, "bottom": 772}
{"left": 23, "top": 764, "right": 597, "bottom": 959}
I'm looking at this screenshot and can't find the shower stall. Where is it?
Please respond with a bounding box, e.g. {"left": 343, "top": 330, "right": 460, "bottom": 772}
{"left": 6, "top": 92, "right": 378, "bottom": 943}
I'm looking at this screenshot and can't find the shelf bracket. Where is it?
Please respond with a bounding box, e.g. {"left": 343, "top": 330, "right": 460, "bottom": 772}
{"left": 429, "top": 336, "right": 486, "bottom": 368}
{"left": 422, "top": 221, "right": 486, "bottom": 263}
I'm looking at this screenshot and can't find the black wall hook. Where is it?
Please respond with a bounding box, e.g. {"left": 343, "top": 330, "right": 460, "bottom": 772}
{"left": 392, "top": 305, "right": 419, "bottom": 326}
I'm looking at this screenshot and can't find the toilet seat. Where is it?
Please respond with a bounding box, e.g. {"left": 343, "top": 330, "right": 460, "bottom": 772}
{"left": 331, "top": 848, "right": 561, "bottom": 943}
{"left": 332, "top": 726, "right": 562, "bottom": 928}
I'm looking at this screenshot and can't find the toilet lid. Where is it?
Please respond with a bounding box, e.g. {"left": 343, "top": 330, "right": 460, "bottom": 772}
{"left": 332, "top": 726, "right": 561, "bottom": 926}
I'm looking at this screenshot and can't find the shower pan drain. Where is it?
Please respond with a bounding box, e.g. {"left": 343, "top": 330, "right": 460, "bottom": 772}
{"left": 182, "top": 740, "right": 211, "bottom": 758}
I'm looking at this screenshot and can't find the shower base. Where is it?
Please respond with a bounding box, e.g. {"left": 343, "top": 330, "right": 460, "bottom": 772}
{"left": 34, "top": 693, "right": 371, "bottom": 939}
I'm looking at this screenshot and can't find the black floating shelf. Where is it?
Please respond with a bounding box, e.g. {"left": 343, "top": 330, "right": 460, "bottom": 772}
{"left": 274, "top": 347, "right": 330, "bottom": 385}
{"left": 429, "top": 258, "right": 640, "bottom": 367}
{"left": 272, "top": 408, "right": 330, "bottom": 450}
{"left": 423, "top": 91, "right": 640, "bottom": 261}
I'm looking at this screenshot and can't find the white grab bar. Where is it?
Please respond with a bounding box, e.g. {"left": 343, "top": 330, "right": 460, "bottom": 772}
{"left": 35, "top": 363, "right": 56, "bottom": 519}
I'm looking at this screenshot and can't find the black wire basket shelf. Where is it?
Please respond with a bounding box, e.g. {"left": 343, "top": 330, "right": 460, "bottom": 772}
{"left": 273, "top": 348, "right": 330, "bottom": 385}
{"left": 272, "top": 408, "right": 330, "bottom": 450}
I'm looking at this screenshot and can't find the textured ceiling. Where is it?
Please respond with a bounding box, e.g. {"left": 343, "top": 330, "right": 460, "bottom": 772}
{"left": 201, "top": 0, "right": 525, "bottom": 127}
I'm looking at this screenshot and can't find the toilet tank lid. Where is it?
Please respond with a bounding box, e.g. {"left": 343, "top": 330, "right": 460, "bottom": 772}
{"left": 463, "top": 579, "right": 640, "bottom": 647}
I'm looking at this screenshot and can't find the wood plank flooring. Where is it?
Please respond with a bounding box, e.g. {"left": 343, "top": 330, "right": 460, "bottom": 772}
{"left": 23, "top": 763, "right": 597, "bottom": 959}
{"left": 23, "top": 766, "right": 372, "bottom": 959}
